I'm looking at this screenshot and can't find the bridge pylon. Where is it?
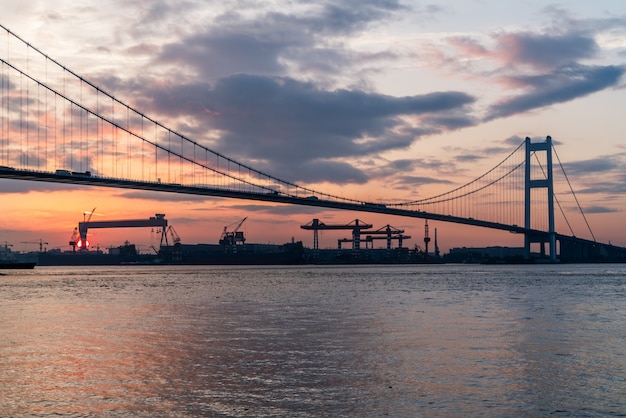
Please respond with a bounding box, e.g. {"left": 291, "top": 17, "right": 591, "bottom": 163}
{"left": 524, "top": 136, "right": 556, "bottom": 262}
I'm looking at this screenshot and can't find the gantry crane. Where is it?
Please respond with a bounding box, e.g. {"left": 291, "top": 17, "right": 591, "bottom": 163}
{"left": 360, "top": 224, "right": 410, "bottom": 250}
{"left": 301, "top": 219, "right": 373, "bottom": 253}
{"left": 74, "top": 213, "right": 169, "bottom": 251}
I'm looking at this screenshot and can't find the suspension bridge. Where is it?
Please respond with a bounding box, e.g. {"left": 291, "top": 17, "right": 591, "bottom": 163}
{"left": 0, "top": 25, "right": 624, "bottom": 262}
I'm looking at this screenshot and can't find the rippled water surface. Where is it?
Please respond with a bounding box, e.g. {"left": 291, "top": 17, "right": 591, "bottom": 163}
{"left": 1, "top": 264, "right": 625, "bottom": 416}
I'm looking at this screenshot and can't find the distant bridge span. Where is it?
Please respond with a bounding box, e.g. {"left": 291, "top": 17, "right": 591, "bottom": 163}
{"left": 3, "top": 166, "right": 624, "bottom": 262}
{"left": 0, "top": 166, "right": 535, "bottom": 234}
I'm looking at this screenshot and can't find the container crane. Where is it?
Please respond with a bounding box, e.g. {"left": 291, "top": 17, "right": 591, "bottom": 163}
{"left": 360, "top": 224, "right": 410, "bottom": 250}
{"left": 301, "top": 219, "right": 373, "bottom": 253}
{"left": 362, "top": 234, "right": 411, "bottom": 249}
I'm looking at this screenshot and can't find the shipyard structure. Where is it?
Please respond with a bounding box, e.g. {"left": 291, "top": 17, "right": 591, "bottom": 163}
{"left": 19, "top": 212, "right": 626, "bottom": 267}
{"left": 35, "top": 213, "right": 439, "bottom": 266}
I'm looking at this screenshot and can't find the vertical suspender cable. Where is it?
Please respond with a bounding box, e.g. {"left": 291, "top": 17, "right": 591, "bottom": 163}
{"left": 37, "top": 82, "right": 40, "bottom": 169}
{"left": 111, "top": 96, "right": 115, "bottom": 176}
{"left": 126, "top": 105, "right": 130, "bottom": 178}
{"left": 19, "top": 71, "right": 23, "bottom": 166}
{"left": 552, "top": 144, "right": 596, "bottom": 241}
{"left": 141, "top": 116, "right": 144, "bottom": 181}
{"left": 155, "top": 122, "right": 158, "bottom": 182}
{"left": 44, "top": 56, "right": 48, "bottom": 171}
{"left": 1, "top": 61, "right": 4, "bottom": 166}
{"left": 69, "top": 102, "right": 73, "bottom": 169}
{"left": 25, "top": 45, "right": 29, "bottom": 167}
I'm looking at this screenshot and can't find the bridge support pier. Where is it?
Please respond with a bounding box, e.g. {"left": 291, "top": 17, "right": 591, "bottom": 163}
{"left": 524, "top": 136, "right": 557, "bottom": 262}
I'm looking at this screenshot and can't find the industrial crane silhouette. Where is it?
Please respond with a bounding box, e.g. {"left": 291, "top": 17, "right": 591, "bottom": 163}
{"left": 219, "top": 217, "right": 248, "bottom": 246}
{"left": 301, "top": 219, "right": 373, "bottom": 253}
{"left": 163, "top": 225, "right": 181, "bottom": 246}
{"left": 20, "top": 239, "right": 49, "bottom": 252}
{"left": 361, "top": 225, "right": 410, "bottom": 250}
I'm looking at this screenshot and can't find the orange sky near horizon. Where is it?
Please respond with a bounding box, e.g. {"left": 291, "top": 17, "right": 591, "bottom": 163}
{"left": 1, "top": 1, "right": 625, "bottom": 254}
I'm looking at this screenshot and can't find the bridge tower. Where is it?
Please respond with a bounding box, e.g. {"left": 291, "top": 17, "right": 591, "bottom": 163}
{"left": 524, "top": 136, "right": 556, "bottom": 262}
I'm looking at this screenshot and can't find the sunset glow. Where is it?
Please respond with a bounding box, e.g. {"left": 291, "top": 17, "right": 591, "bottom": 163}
{"left": 1, "top": 1, "right": 625, "bottom": 253}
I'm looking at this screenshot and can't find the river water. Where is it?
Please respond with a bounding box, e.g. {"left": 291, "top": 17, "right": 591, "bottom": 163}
{"left": 1, "top": 264, "right": 625, "bottom": 417}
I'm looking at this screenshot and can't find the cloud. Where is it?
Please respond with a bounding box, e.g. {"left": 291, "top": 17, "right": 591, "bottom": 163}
{"left": 158, "top": 27, "right": 295, "bottom": 79}
{"left": 455, "top": 154, "right": 482, "bottom": 163}
{"left": 141, "top": 74, "right": 475, "bottom": 183}
{"left": 155, "top": 0, "right": 407, "bottom": 81}
{"left": 211, "top": 203, "right": 322, "bottom": 216}
{"left": 583, "top": 205, "right": 620, "bottom": 214}
{"left": 494, "top": 31, "right": 599, "bottom": 70}
{"left": 393, "top": 175, "right": 454, "bottom": 187}
{"left": 485, "top": 64, "right": 625, "bottom": 120}
{"left": 116, "top": 190, "right": 214, "bottom": 202}
{"left": 433, "top": 16, "right": 626, "bottom": 122}
{"left": 578, "top": 181, "right": 626, "bottom": 196}
{"left": 0, "top": 178, "right": 84, "bottom": 193}
{"left": 561, "top": 155, "right": 622, "bottom": 175}
{"left": 560, "top": 154, "right": 626, "bottom": 197}
{"left": 421, "top": 114, "right": 477, "bottom": 130}
{"left": 301, "top": 0, "right": 407, "bottom": 35}
{"left": 273, "top": 159, "right": 369, "bottom": 184}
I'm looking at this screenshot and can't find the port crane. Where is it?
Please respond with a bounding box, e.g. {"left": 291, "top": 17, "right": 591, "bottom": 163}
{"left": 301, "top": 219, "right": 373, "bottom": 252}
{"left": 360, "top": 224, "right": 410, "bottom": 250}
{"left": 424, "top": 219, "right": 431, "bottom": 255}
{"left": 421, "top": 219, "right": 440, "bottom": 258}
{"left": 69, "top": 208, "right": 97, "bottom": 250}
{"left": 219, "top": 217, "right": 247, "bottom": 246}
{"left": 163, "top": 225, "right": 181, "bottom": 246}
{"left": 20, "top": 239, "right": 49, "bottom": 252}
{"left": 336, "top": 224, "right": 410, "bottom": 249}
{"left": 75, "top": 213, "right": 169, "bottom": 251}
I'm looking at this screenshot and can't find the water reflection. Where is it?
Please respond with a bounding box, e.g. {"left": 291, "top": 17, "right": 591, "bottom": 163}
{"left": 0, "top": 265, "right": 625, "bottom": 416}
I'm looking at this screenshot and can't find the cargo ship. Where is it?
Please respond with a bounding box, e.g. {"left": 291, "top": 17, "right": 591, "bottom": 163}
{"left": 0, "top": 261, "right": 37, "bottom": 269}
{"left": 0, "top": 243, "right": 37, "bottom": 269}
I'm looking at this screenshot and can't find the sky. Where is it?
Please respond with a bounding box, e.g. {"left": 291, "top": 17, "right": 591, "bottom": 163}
{"left": 0, "top": 0, "right": 625, "bottom": 253}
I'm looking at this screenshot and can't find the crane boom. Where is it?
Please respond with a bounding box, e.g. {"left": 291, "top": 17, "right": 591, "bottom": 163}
{"left": 233, "top": 217, "right": 247, "bottom": 232}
